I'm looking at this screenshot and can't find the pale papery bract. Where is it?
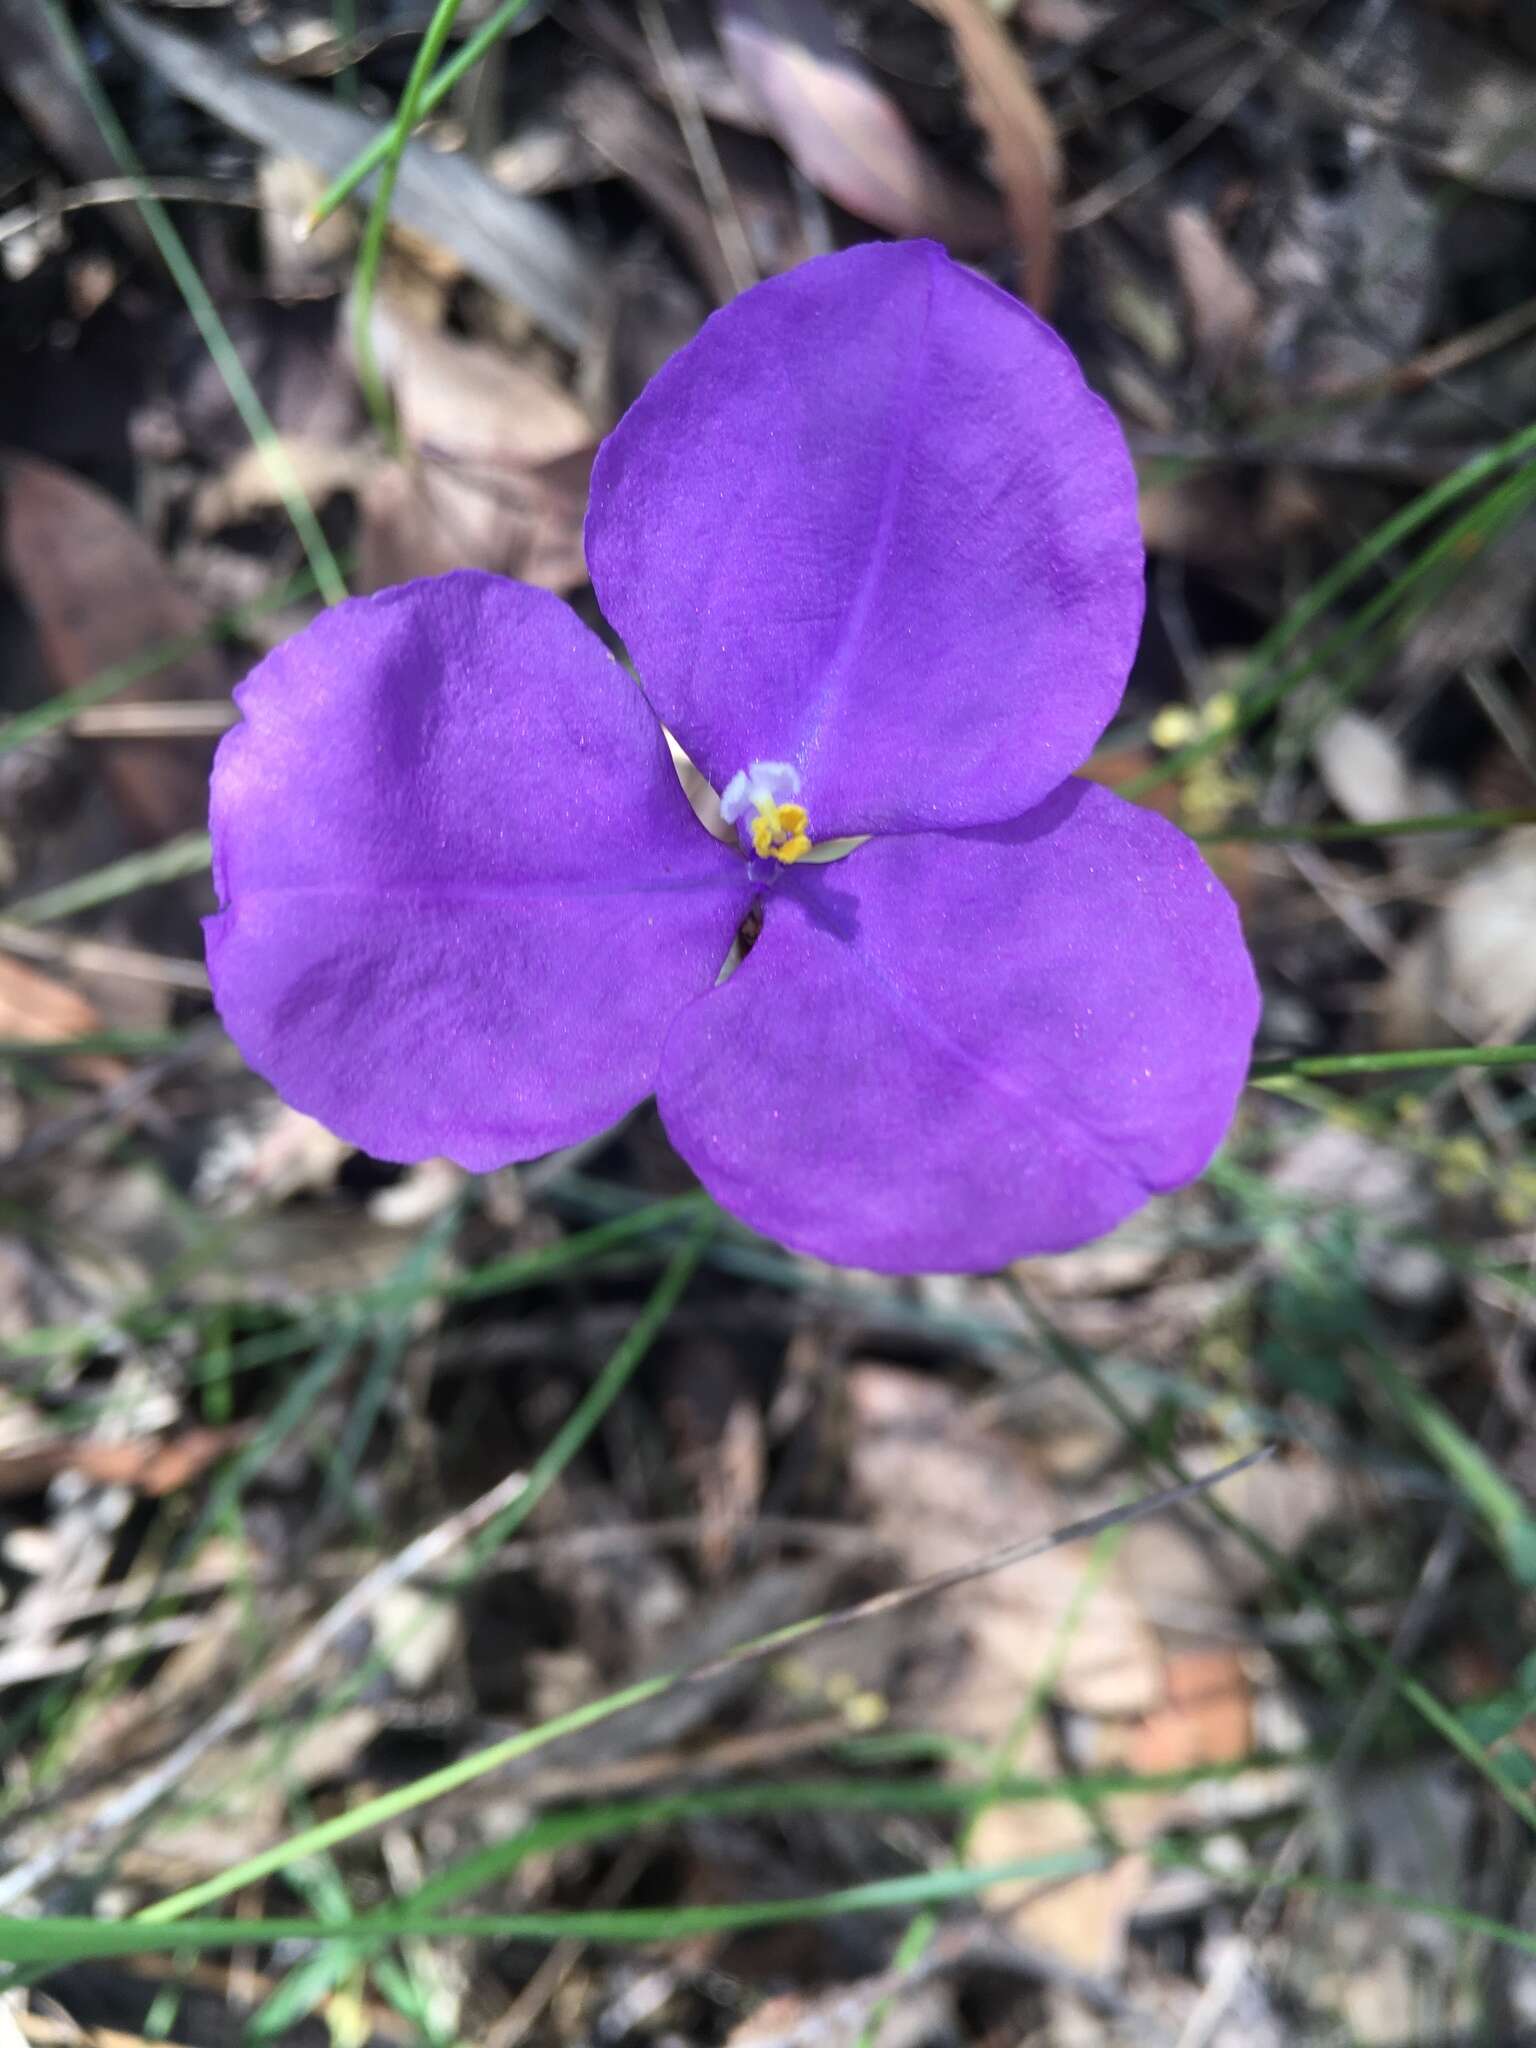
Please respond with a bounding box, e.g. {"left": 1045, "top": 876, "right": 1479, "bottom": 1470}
{"left": 205, "top": 239, "right": 1260, "bottom": 1273}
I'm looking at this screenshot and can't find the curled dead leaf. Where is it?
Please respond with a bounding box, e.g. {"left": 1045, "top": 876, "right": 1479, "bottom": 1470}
{"left": 0, "top": 954, "right": 125, "bottom": 1087}
{"left": 1125, "top": 1646, "right": 1253, "bottom": 1775}
{"left": 1, "top": 453, "right": 226, "bottom": 846}
{"left": 913, "top": 0, "right": 1061, "bottom": 307}
{"left": 357, "top": 295, "right": 596, "bottom": 593}
{"left": 0, "top": 1424, "right": 247, "bottom": 1500}
{"left": 191, "top": 437, "right": 373, "bottom": 536}
{"left": 714, "top": 0, "right": 1002, "bottom": 253}
{"left": 1166, "top": 202, "right": 1261, "bottom": 375}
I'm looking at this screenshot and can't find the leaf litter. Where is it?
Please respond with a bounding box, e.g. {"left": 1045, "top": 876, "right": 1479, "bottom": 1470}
{"left": 2, "top": 0, "right": 1536, "bottom": 2042}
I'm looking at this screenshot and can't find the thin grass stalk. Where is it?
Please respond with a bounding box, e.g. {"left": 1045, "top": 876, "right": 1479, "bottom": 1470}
{"left": 308, "top": 0, "right": 535, "bottom": 227}
{"left": 350, "top": 0, "right": 471, "bottom": 436}
{"left": 1122, "top": 433, "right": 1536, "bottom": 797}
{"left": 41, "top": 0, "right": 347, "bottom": 605}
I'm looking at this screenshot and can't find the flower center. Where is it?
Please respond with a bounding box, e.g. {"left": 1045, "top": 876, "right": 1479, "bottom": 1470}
{"left": 719, "top": 760, "right": 813, "bottom": 865}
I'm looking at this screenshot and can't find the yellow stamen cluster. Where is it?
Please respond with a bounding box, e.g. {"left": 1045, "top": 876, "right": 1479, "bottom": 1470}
{"left": 749, "top": 797, "right": 812, "bottom": 864}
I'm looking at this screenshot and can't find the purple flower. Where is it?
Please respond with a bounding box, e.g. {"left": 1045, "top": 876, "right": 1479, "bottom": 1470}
{"left": 207, "top": 240, "right": 1258, "bottom": 1272}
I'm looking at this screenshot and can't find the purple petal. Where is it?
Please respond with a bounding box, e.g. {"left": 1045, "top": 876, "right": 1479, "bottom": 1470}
{"left": 658, "top": 782, "right": 1258, "bottom": 1271}
{"left": 587, "top": 240, "right": 1143, "bottom": 840}
{"left": 207, "top": 571, "right": 751, "bottom": 1168}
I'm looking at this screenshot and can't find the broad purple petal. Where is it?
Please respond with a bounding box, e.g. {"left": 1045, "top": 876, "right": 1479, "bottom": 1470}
{"left": 207, "top": 571, "right": 750, "bottom": 1168}
{"left": 658, "top": 782, "right": 1258, "bottom": 1271}
{"left": 587, "top": 240, "right": 1144, "bottom": 840}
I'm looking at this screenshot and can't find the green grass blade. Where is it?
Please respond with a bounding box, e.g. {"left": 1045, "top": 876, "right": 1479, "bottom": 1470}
{"left": 2, "top": 1850, "right": 1116, "bottom": 1965}
{"left": 452, "top": 1223, "right": 714, "bottom": 1560}
{"left": 1251, "top": 1045, "right": 1536, "bottom": 1085}
{"left": 28, "top": 1852, "right": 1536, "bottom": 1973}
{"left": 307, "top": 0, "right": 536, "bottom": 227}
{"left": 1156, "top": 1849, "right": 1536, "bottom": 1968}
{"left": 1361, "top": 1347, "right": 1536, "bottom": 1584}
{"left": 351, "top": 0, "right": 471, "bottom": 435}
{"left": 0, "top": 1031, "right": 189, "bottom": 1060}
{"left": 7, "top": 833, "right": 212, "bottom": 927}
{"left": 864, "top": 1524, "right": 1127, "bottom": 2045}
{"left": 247, "top": 1944, "right": 355, "bottom": 2040}
{"left": 4, "top": 1192, "right": 712, "bottom": 1369}
{"left": 136, "top": 1570, "right": 665, "bottom": 1926}
{"left": 437, "top": 1194, "right": 712, "bottom": 1305}
{"left": 44, "top": 1, "right": 347, "bottom": 606}
{"left": 134, "top": 1446, "right": 1258, "bottom": 1924}
{"left": 137, "top": 1226, "right": 714, "bottom": 1923}
{"left": 403, "top": 1752, "right": 1312, "bottom": 1917}
{"left": 1122, "top": 434, "right": 1536, "bottom": 798}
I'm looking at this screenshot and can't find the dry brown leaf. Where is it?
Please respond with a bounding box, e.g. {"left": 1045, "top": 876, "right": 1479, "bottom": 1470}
{"left": 914, "top": 0, "right": 1061, "bottom": 308}
{"left": 967, "top": 1776, "right": 1153, "bottom": 1973}
{"left": 198, "top": 1102, "right": 351, "bottom": 1212}
{"left": 725, "top": 1974, "right": 955, "bottom": 2046}
{"left": 1312, "top": 711, "right": 1419, "bottom": 827}
{"left": 0, "top": 1424, "right": 246, "bottom": 1500}
{"left": 1410, "top": 11, "right": 1536, "bottom": 197}
{"left": 846, "top": 1365, "right": 1163, "bottom": 1728}
{"left": 360, "top": 448, "right": 594, "bottom": 595}
{"left": 177, "top": 1204, "right": 436, "bottom": 1305}
{"left": 1124, "top": 1646, "right": 1253, "bottom": 1775}
{"left": 490, "top": 114, "right": 614, "bottom": 199}
{"left": 1024, "top": 0, "right": 1109, "bottom": 37}
{"left": 566, "top": 70, "right": 745, "bottom": 306}
{"left": 0, "top": 952, "right": 100, "bottom": 1043}
{"left": 1166, "top": 202, "right": 1261, "bottom": 375}
{"left": 358, "top": 296, "right": 595, "bottom": 593}
{"left": 846, "top": 1367, "right": 1314, "bottom": 1968}
{"left": 847, "top": 1364, "right": 1165, "bottom": 1969}
{"left": 1383, "top": 828, "right": 1536, "bottom": 1046}
{"left": 104, "top": 0, "right": 597, "bottom": 350}
{"left": 1137, "top": 473, "right": 1259, "bottom": 571}
{"left": 1, "top": 453, "right": 225, "bottom": 844}
{"left": 257, "top": 152, "right": 358, "bottom": 300}
{"left": 713, "top": 0, "right": 1002, "bottom": 253}
{"left": 0, "top": 954, "right": 126, "bottom": 1087}
{"left": 191, "top": 436, "right": 372, "bottom": 536}
{"left": 1117, "top": 1450, "right": 1359, "bottom": 1612}
{"left": 368, "top": 293, "right": 594, "bottom": 465}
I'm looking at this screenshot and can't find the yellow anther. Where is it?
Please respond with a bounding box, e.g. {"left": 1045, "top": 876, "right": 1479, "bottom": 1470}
{"left": 749, "top": 796, "right": 814, "bottom": 864}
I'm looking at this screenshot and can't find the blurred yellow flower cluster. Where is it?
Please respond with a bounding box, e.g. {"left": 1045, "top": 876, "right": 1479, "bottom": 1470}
{"left": 1149, "top": 690, "right": 1254, "bottom": 833}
